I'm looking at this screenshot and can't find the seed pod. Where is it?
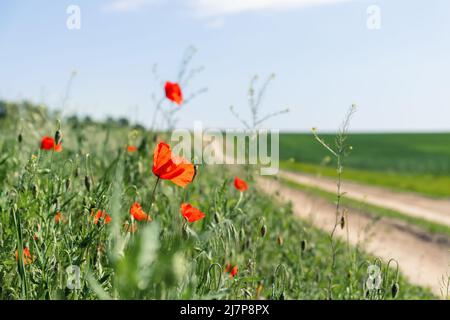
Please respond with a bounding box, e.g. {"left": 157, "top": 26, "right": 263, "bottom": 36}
{"left": 391, "top": 283, "right": 399, "bottom": 298}
{"left": 18, "top": 133, "right": 23, "bottom": 143}
{"left": 84, "top": 175, "right": 92, "bottom": 192}
{"left": 54, "top": 130, "right": 62, "bottom": 145}
{"left": 277, "top": 235, "right": 284, "bottom": 246}
{"left": 260, "top": 225, "right": 267, "bottom": 237}
{"left": 340, "top": 215, "right": 345, "bottom": 229}
{"left": 300, "top": 239, "right": 307, "bottom": 252}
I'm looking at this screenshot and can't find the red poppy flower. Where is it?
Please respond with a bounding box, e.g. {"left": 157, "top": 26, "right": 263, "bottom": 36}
{"left": 152, "top": 142, "right": 195, "bottom": 188}
{"left": 127, "top": 145, "right": 137, "bottom": 153}
{"left": 164, "top": 81, "right": 183, "bottom": 105}
{"left": 225, "top": 263, "right": 238, "bottom": 278}
{"left": 15, "top": 247, "right": 33, "bottom": 265}
{"left": 40, "top": 136, "right": 62, "bottom": 152}
{"left": 130, "top": 202, "right": 152, "bottom": 222}
{"left": 180, "top": 203, "right": 205, "bottom": 223}
{"left": 55, "top": 212, "right": 63, "bottom": 223}
{"left": 234, "top": 177, "right": 248, "bottom": 192}
{"left": 93, "top": 210, "right": 112, "bottom": 225}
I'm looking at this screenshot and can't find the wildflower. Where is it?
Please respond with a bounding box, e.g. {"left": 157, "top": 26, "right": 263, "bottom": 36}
{"left": 164, "top": 81, "right": 183, "bottom": 105}
{"left": 40, "top": 136, "right": 62, "bottom": 152}
{"left": 180, "top": 203, "right": 205, "bottom": 223}
{"left": 225, "top": 263, "right": 238, "bottom": 278}
{"left": 130, "top": 202, "right": 152, "bottom": 222}
{"left": 15, "top": 247, "right": 32, "bottom": 265}
{"left": 152, "top": 142, "right": 195, "bottom": 188}
{"left": 93, "top": 210, "right": 112, "bottom": 225}
{"left": 234, "top": 177, "right": 248, "bottom": 192}
{"left": 55, "top": 212, "right": 63, "bottom": 223}
{"left": 127, "top": 145, "right": 137, "bottom": 153}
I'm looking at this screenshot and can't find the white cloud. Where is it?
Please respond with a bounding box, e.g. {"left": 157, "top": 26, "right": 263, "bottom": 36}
{"left": 103, "top": 0, "right": 160, "bottom": 12}
{"left": 189, "top": 0, "right": 355, "bottom": 16}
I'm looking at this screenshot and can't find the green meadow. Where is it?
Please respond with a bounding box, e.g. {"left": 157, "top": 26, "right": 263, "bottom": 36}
{"left": 279, "top": 133, "right": 450, "bottom": 197}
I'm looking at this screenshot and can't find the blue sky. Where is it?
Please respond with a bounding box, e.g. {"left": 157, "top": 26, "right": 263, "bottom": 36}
{"left": 0, "top": 0, "right": 449, "bottom": 132}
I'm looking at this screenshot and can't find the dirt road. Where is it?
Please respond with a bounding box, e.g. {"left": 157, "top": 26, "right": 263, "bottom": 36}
{"left": 258, "top": 177, "right": 450, "bottom": 296}
{"left": 279, "top": 170, "right": 450, "bottom": 227}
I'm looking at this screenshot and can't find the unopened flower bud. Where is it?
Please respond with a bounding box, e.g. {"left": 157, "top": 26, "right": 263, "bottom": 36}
{"left": 301, "top": 239, "right": 307, "bottom": 252}
{"left": 84, "top": 175, "right": 92, "bottom": 192}
{"left": 277, "top": 235, "right": 284, "bottom": 246}
{"left": 18, "top": 133, "right": 23, "bottom": 143}
{"left": 391, "top": 283, "right": 399, "bottom": 298}
{"left": 54, "top": 130, "right": 62, "bottom": 145}
{"left": 31, "top": 183, "right": 38, "bottom": 198}
{"left": 65, "top": 178, "right": 71, "bottom": 191}
{"left": 260, "top": 225, "right": 267, "bottom": 237}
{"left": 340, "top": 215, "right": 345, "bottom": 229}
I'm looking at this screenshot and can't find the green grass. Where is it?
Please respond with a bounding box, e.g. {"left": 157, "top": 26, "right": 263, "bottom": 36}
{"left": 0, "top": 100, "right": 436, "bottom": 300}
{"left": 280, "top": 133, "right": 450, "bottom": 175}
{"left": 281, "top": 161, "right": 450, "bottom": 198}
{"left": 280, "top": 176, "right": 450, "bottom": 238}
{"left": 279, "top": 133, "right": 450, "bottom": 197}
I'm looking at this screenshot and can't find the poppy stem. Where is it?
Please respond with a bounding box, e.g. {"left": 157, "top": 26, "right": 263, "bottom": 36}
{"left": 148, "top": 177, "right": 160, "bottom": 220}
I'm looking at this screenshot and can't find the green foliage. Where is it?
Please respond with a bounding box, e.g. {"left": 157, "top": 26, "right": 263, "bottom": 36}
{"left": 0, "top": 101, "right": 435, "bottom": 299}
{"left": 280, "top": 133, "right": 450, "bottom": 197}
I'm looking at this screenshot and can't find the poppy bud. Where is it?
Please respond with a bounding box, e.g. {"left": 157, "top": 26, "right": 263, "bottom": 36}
{"left": 214, "top": 212, "right": 220, "bottom": 223}
{"left": 74, "top": 167, "right": 80, "bottom": 178}
{"left": 340, "top": 215, "right": 345, "bottom": 229}
{"left": 18, "top": 133, "right": 23, "bottom": 143}
{"left": 65, "top": 178, "right": 71, "bottom": 191}
{"left": 84, "top": 175, "right": 92, "bottom": 192}
{"left": 301, "top": 239, "right": 307, "bottom": 252}
{"left": 31, "top": 183, "right": 38, "bottom": 198}
{"left": 54, "top": 130, "right": 62, "bottom": 145}
{"left": 260, "top": 225, "right": 267, "bottom": 237}
{"left": 182, "top": 222, "right": 189, "bottom": 240}
{"left": 391, "top": 282, "right": 399, "bottom": 298}
{"left": 277, "top": 235, "right": 284, "bottom": 246}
